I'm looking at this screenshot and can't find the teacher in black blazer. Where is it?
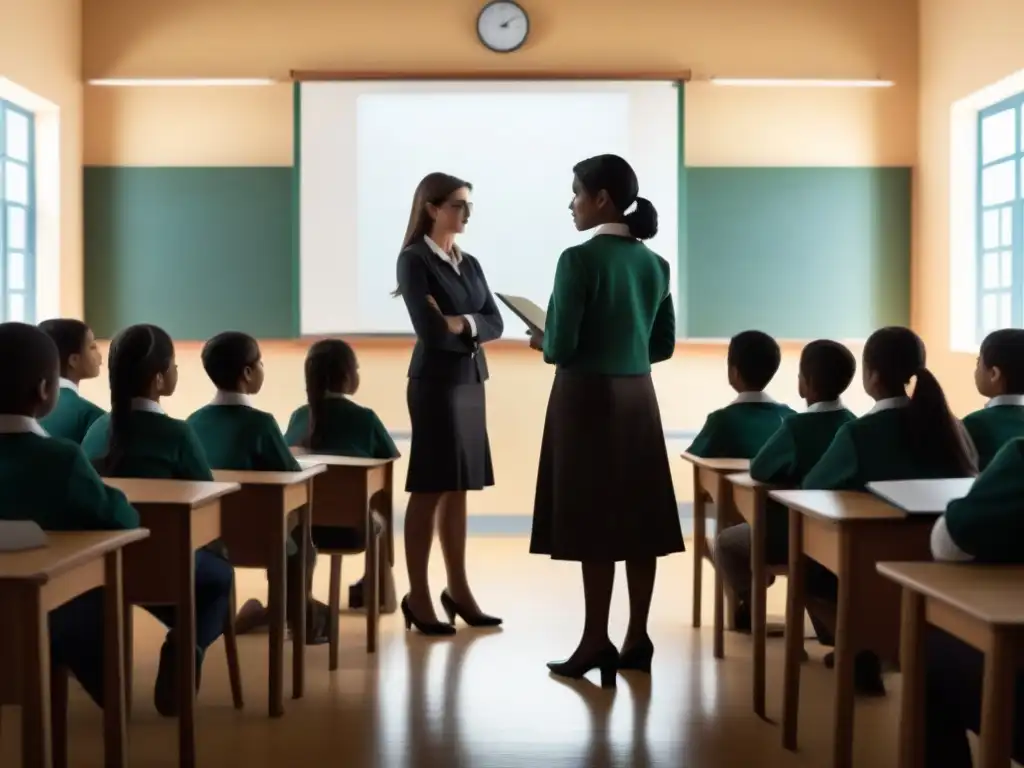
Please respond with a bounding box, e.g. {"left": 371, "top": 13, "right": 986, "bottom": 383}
{"left": 394, "top": 172, "right": 504, "bottom": 635}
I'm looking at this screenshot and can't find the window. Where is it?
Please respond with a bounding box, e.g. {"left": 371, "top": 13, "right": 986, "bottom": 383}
{"left": 977, "top": 92, "right": 1024, "bottom": 339}
{"left": 0, "top": 100, "right": 35, "bottom": 323}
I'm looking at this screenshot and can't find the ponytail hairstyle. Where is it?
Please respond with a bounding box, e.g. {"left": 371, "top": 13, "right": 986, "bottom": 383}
{"left": 862, "top": 327, "right": 977, "bottom": 476}
{"left": 99, "top": 324, "right": 175, "bottom": 475}
{"left": 303, "top": 339, "right": 357, "bottom": 450}
{"left": 572, "top": 154, "right": 659, "bottom": 240}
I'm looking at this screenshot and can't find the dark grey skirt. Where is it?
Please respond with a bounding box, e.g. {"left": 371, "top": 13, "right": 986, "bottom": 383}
{"left": 530, "top": 370, "right": 684, "bottom": 562}
{"left": 405, "top": 378, "right": 494, "bottom": 493}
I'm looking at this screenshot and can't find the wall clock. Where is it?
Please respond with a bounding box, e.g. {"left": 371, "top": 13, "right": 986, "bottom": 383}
{"left": 477, "top": 1, "right": 529, "bottom": 54}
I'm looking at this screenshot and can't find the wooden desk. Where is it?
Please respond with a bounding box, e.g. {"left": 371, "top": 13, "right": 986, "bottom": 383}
{"left": 294, "top": 453, "right": 397, "bottom": 659}
{"left": 727, "top": 472, "right": 785, "bottom": 717}
{"left": 0, "top": 530, "right": 148, "bottom": 768}
{"left": 213, "top": 465, "right": 326, "bottom": 717}
{"left": 770, "top": 490, "right": 936, "bottom": 768}
{"left": 877, "top": 562, "right": 1024, "bottom": 768}
{"left": 680, "top": 453, "right": 750, "bottom": 657}
{"left": 105, "top": 479, "right": 239, "bottom": 768}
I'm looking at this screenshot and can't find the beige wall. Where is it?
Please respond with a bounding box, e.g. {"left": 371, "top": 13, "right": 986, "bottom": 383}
{"left": 916, "top": 0, "right": 1024, "bottom": 415}
{"left": 77, "top": 0, "right": 918, "bottom": 514}
{"left": 0, "top": 0, "right": 82, "bottom": 317}
{"left": 82, "top": 0, "right": 917, "bottom": 168}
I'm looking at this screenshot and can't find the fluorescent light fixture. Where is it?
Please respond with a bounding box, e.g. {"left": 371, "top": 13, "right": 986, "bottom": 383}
{"left": 87, "top": 78, "right": 276, "bottom": 87}
{"left": 709, "top": 77, "right": 894, "bottom": 88}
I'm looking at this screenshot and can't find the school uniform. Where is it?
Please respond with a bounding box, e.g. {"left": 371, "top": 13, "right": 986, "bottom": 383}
{"left": 924, "top": 438, "right": 1024, "bottom": 765}
{"left": 686, "top": 392, "right": 798, "bottom": 459}
{"left": 285, "top": 394, "right": 399, "bottom": 551}
{"left": 717, "top": 401, "right": 855, "bottom": 618}
{"left": 530, "top": 223, "right": 683, "bottom": 562}
{"left": 398, "top": 236, "right": 503, "bottom": 493}
{"left": 39, "top": 378, "right": 105, "bottom": 444}
{"left": 81, "top": 399, "right": 232, "bottom": 692}
{"left": 961, "top": 393, "right": 1024, "bottom": 470}
{"left": 801, "top": 397, "right": 976, "bottom": 668}
{"left": 188, "top": 392, "right": 301, "bottom": 472}
{"left": 0, "top": 415, "right": 140, "bottom": 706}
{"left": 284, "top": 395, "right": 399, "bottom": 460}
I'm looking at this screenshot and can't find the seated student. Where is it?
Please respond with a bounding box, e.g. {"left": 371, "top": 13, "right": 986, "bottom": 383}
{"left": 0, "top": 322, "right": 139, "bottom": 710}
{"left": 38, "top": 318, "right": 105, "bottom": 443}
{"left": 716, "top": 339, "right": 856, "bottom": 631}
{"left": 802, "top": 326, "right": 977, "bottom": 695}
{"left": 186, "top": 331, "right": 329, "bottom": 642}
{"left": 285, "top": 339, "right": 399, "bottom": 609}
{"left": 961, "top": 328, "right": 1024, "bottom": 470}
{"left": 925, "top": 438, "right": 1024, "bottom": 766}
{"left": 81, "top": 323, "right": 233, "bottom": 717}
{"left": 686, "top": 330, "right": 796, "bottom": 458}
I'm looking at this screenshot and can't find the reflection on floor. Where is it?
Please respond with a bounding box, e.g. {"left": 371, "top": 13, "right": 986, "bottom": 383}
{"left": 1, "top": 537, "right": 908, "bottom": 767}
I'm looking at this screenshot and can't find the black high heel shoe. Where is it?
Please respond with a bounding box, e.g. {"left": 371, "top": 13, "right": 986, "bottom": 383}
{"left": 547, "top": 643, "right": 620, "bottom": 688}
{"left": 400, "top": 595, "right": 456, "bottom": 636}
{"left": 617, "top": 638, "right": 654, "bottom": 673}
{"left": 440, "top": 589, "right": 503, "bottom": 628}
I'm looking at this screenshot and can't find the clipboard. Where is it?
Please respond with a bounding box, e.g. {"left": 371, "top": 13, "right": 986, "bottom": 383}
{"left": 496, "top": 293, "right": 546, "bottom": 333}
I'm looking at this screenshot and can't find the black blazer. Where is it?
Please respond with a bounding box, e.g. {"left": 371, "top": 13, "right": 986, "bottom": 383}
{"left": 396, "top": 240, "right": 504, "bottom": 383}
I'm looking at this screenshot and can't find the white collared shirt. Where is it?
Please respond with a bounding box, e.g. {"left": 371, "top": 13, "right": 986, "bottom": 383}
{"left": 131, "top": 398, "right": 165, "bottom": 415}
{"left": 324, "top": 391, "right": 347, "bottom": 400}
{"left": 930, "top": 517, "right": 974, "bottom": 562}
{"left": 865, "top": 396, "right": 910, "bottom": 415}
{"left": 730, "top": 391, "right": 778, "bottom": 406}
{"left": 986, "top": 394, "right": 1024, "bottom": 408}
{"left": 593, "top": 222, "right": 632, "bottom": 238}
{"left": 806, "top": 399, "right": 846, "bottom": 413}
{"left": 211, "top": 391, "right": 253, "bottom": 408}
{"left": 0, "top": 415, "right": 48, "bottom": 437}
{"left": 59, "top": 378, "right": 78, "bottom": 393}
{"left": 422, "top": 236, "right": 478, "bottom": 338}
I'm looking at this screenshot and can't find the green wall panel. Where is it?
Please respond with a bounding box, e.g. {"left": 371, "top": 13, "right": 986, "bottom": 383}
{"left": 685, "top": 167, "right": 911, "bottom": 339}
{"left": 84, "top": 167, "right": 294, "bottom": 340}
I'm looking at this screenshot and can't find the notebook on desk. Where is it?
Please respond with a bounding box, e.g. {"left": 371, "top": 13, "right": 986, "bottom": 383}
{"left": 0, "top": 520, "right": 48, "bottom": 552}
{"left": 866, "top": 478, "right": 975, "bottom": 514}
{"left": 496, "top": 293, "right": 546, "bottom": 334}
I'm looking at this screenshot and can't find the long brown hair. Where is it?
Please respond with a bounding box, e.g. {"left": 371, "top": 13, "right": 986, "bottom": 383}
{"left": 392, "top": 172, "right": 472, "bottom": 297}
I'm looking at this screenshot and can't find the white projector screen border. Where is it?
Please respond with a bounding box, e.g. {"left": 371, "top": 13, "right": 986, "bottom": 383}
{"left": 297, "top": 80, "right": 681, "bottom": 337}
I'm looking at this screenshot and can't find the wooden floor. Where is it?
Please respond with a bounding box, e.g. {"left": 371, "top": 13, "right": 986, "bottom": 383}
{"left": 2, "top": 537, "right": 911, "bottom": 767}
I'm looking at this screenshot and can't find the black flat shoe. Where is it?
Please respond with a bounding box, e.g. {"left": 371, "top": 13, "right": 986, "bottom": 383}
{"left": 547, "top": 643, "right": 620, "bottom": 688}
{"left": 440, "top": 589, "right": 502, "bottom": 628}
{"left": 618, "top": 638, "right": 654, "bottom": 673}
{"left": 401, "top": 595, "right": 456, "bottom": 636}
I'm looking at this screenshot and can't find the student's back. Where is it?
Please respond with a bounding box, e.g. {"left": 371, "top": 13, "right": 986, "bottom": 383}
{"left": 960, "top": 329, "right": 1024, "bottom": 469}
{"left": 285, "top": 396, "right": 397, "bottom": 459}
{"left": 83, "top": 406, "right": 212, "bottom": 480}
{"left": 751, "top": 406, "right": 856, "bottom": 483}
{"left": 0, "top": 429, "right": 138, "bottom": 530}
{"left": 190, "top": 400, "right": 299, "bottom": 471}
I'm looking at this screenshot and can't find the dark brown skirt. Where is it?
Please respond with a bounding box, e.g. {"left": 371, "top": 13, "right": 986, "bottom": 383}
{"left": 530, "top": 370, "right": 684, "bottom": 562}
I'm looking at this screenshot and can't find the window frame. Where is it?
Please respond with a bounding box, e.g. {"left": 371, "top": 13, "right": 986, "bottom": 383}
{"left": 976, "top": 91, "right": 1024, "bottom": 341}
{"left": 0, "top": 99, "right": 36, "bottom": 324}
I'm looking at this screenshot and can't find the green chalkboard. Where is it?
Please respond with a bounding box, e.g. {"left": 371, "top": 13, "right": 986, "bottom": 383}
{"left": 685, "top": 167, "right": 911, "bottom": 339}
{"left": 84, "top": 167, "right": 294, "bottom": 340}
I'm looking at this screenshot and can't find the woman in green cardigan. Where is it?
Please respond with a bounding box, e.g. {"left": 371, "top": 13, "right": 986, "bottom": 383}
{"left": 529, "top": 154, "right": 683, "bottom": 687}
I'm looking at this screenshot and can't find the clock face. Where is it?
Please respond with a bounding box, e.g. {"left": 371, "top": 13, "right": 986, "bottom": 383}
{"left": 476, "top": 1, "right": 529, "bottom": 53}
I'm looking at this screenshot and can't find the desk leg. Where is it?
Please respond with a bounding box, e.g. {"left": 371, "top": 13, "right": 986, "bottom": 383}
{"left": 897, "top": 589, "right": 925, "bottom": 768}
{"left": 267, "top": 527, "right": 286, "bottom": 718}
{"left": 978, "top": 629, "right": 1014, "bottom": 768}
{"left": 50, "top": 669, "right": 67, "bottom": 768}
{"left": 381, "top": 465, "right": 397, "bottom": 615}
{"left": 292, "top": 501, "right": 309, "bottom": 701}
{"left": 22, "top": 591, "right": 53, "bottom": 768}
{"left": 831, "top": 532, "right": 856, "bottom": 768}
{"left": 178, "top": 549, "right": 197, "bottom": 768}
{"left": 692, "top": 466, "right": 705, "bottom": 629}
{"left": 751, "top": 496, "right": 768, "bottom": 718}
{"left": 103, "top": 551, "right": 128, "bottom": 768}
{"left": 782, "top": 509, "right": 804, "bottom": 751}
{"left": 712, "top": 476, "right": 728, "bottom": 660}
